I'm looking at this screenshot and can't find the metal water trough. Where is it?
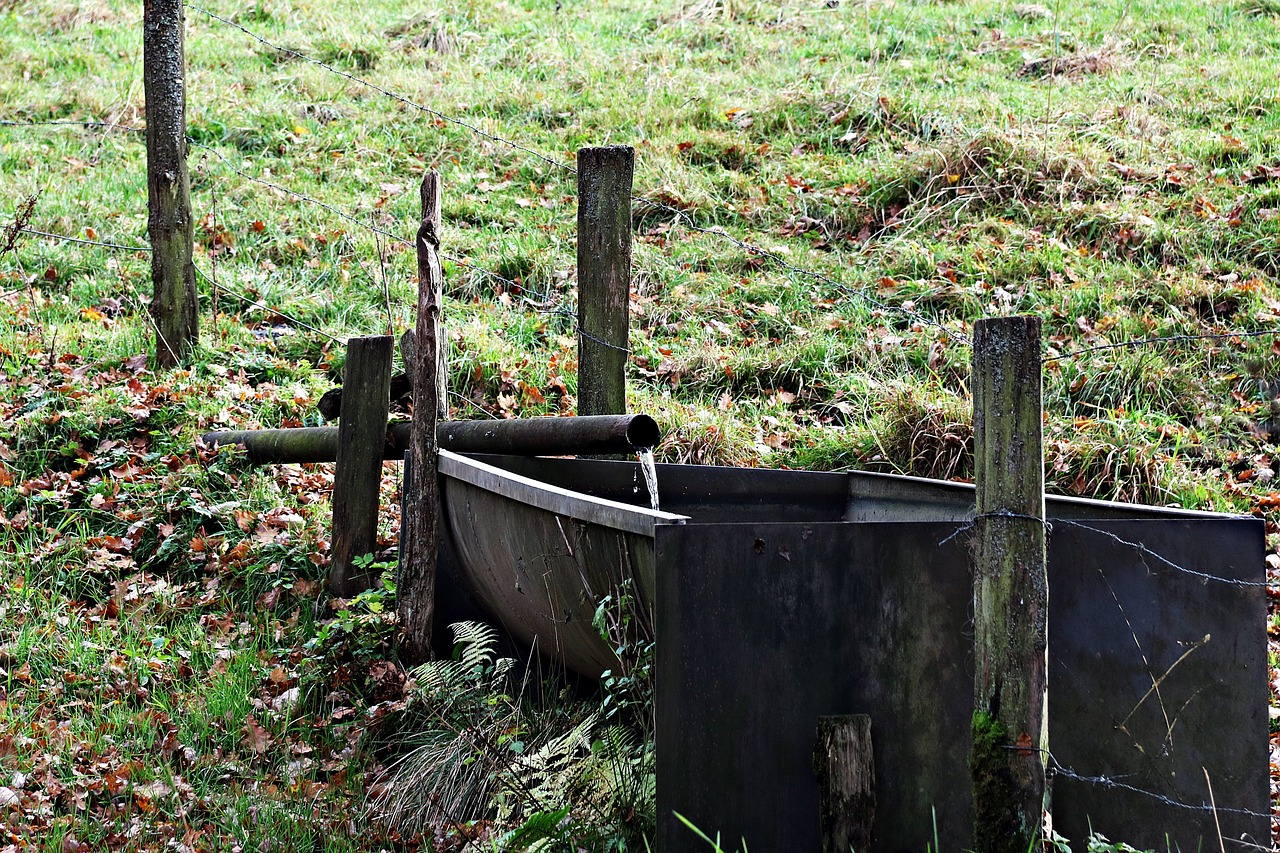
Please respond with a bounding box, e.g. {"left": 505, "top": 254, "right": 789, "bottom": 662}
{"left": 437, "top": 452, "right": 1267, "bottom": 851}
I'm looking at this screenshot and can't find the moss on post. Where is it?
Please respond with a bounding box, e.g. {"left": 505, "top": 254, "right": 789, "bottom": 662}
{"left": 969, "top": 711, "right": 1033, "bottom": 853}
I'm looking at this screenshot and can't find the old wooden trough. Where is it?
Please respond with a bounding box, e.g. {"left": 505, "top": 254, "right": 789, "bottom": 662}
{"left": 434, "top": 451, "right": 1267, "bottom": 852}
{"left": 201, "top": 161, "right": 1268, "bottom": 848}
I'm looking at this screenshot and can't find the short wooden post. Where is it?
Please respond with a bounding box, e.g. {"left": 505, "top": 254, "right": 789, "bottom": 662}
{"left": 815, "top": 715, "right": 875, "bottom": 853}
{"left": 970, "top": 316, "right": 1048, "bottom": 852}
{"left": 576, "top": 145, "right": 633, "bottom": 416}
{"left": 399, "top": 171, "right": 445, "bottom": 662}
{"left": 143, "top": 0, "right": 198, "bottom": 368}
{"left": 330, "top": 335, "right": 393, "bottom": 597}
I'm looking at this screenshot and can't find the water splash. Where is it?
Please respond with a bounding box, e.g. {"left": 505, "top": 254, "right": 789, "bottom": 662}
{"left": 636, "top": 447, "right": 660, "bottom": 512}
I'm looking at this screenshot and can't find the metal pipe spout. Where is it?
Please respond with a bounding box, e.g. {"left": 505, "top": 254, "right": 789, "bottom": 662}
{"left": 201, "top": 414, "right": 661, "bottom": 465}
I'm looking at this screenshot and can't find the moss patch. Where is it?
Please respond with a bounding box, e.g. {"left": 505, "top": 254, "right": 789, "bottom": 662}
{"left": 970, "top": 710, "right": 1036, "bottom": 853}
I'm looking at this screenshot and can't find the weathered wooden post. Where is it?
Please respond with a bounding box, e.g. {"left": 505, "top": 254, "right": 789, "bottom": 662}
{"left": 815, "top": 715, "right": 875, "bottom": 852}
{"left": 970, "top": 316, "right": 1048, "bottom": 852}
{"left": 399, "top": 171, "right": 446, "bottom": 662}
{"left": 576, "top": 146, "right": 633, "bottom": 416}
{"left": 330, "top": 335, "right": 393, "bottom": 597}
{"left": 143, "top": 0, "right": 198, "bottom": 367}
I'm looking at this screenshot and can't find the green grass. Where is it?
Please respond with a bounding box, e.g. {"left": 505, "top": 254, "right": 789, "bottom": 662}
{"left": 2, "top": 0, "right": 1280, "bottom": 847}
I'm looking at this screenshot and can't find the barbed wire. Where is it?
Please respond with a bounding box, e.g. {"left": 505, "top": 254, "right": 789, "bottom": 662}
{"left": 0, "top": 119, "right": 535, "bottom": 289}
{"left": 12, "top": 114, "right": 1278, "bottom": 361}
{"left": 937, "top": 512, "right": 1270, "bottom": 588}
{"left": 1045, "top": 328, "right": 1280, "bottom": 362}
{"left": 1054, "top": 518, "right": 1270, "bottom": 588}
{"left": 9, "top": 225, "right": 347, "bottom": 343}
{"left": 629, "top": 194, "right": 968, "bottom": 343}
{"left": 8, "top": 45, "right": 1278, "bottom": 363}
{"left": 2, "top": 119, "right": 629, "bottom": 355}
{"left": 19, "top": 227, "right": 150, "bottom": 252}
{"left": 190, "top": 262, "right": 341, "bottom": 343}
{"left": 1045, "top": 751, "right": 1273, "bottom": 822}
{"left": 192, "top": 142, "right": 415, "bottom": 247}
{"left": 449, "top": 389, "right": 499, "bottom": 420}
{"left": 0, "top": 118, "right": 142, "bottom": 135}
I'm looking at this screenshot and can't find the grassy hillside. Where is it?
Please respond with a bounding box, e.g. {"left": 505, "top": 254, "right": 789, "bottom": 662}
{"left": 1, "top": 0, "right": 1279, "bottom": 848}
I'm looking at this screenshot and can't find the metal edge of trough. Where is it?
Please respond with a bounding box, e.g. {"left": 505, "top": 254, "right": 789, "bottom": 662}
{"left": 844, "top": 468, "right": 1248, "bottom": 521}
{"left": 437, "top": 449, "right": 689, "bottom": 537}
{"left": 448, "top": 453, "right": 1248, "bottom": 524}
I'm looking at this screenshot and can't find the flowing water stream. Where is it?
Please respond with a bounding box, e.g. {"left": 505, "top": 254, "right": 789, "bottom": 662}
{"left": 635, "top": 447, "right": 660, "bottom": 512}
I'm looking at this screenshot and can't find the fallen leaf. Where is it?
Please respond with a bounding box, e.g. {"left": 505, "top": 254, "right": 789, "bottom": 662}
{"left": 244, "top": 715, "right": 272, "bottom": 755}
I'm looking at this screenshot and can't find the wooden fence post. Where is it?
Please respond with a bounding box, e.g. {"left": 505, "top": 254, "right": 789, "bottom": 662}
{"left": 970, "top": 315, "right": 1048, "bottom": 852}
{"left": 815, "top": 715, "right": 875, "bottom": 853}
{"left": 143, "top": 0, "right": 198, "bottom": 368}
{"left": 576, "top": 145, "right": 633, "bottom": 416}
{"left": 399, "top": 170, "right": 445, "bottom": 662}
{"left": 330, "top": 335, "right": 393, "bottom": 597}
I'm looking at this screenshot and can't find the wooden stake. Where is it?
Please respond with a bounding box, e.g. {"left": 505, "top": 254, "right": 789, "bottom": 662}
{"left": 970, "top": 316, "right": 1048, "bottom": 852}
{"left": 143, "top": 0, "right": 198, "bottom": 368}
{"left": 330, "top": 335, "right": 393, "bottom": 597}
{"left": 815, "top": 715, "right": 875, "bottom": 853}
{"left": 576, "top": 146, "right": 633, "bottom": 416}
{"left": 399, "top": 171, "right": 445, "bottom": 662}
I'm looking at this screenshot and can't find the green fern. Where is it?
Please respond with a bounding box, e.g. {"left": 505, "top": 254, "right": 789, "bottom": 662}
{"left": 491, "top": 807, "right": 571, "bottom": 851}
{"left": 374, "top": 620, "right": 655, "bottom": 849}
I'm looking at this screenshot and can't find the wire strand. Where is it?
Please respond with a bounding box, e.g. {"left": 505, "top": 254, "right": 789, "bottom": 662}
{"left": 192, "top": 262, "right": 341, "bottom": 342}
{"left": 1045, "top": 328, "right": 1280, "bottom": 362}
{"left": 20, "top": 227, "right": 151, "bottom": 252}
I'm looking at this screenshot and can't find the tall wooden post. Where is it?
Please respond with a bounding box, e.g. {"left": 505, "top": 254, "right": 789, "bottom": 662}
{"left": 970, "top": 316, "right": 1048, "bottom": 852}
{"left": 576, "top": 146, "right": 633, "bottom": 416}
{"left": 143, "top": 0, "right": 198, "bottom": 368}
{"left": 330, "top": 335, "right": 393, "bottom": 597}
{"left": 399, "top": 171, "right": 445, "bottom": 662}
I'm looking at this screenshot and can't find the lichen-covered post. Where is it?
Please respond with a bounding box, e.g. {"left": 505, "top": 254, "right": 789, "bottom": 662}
{"left": 399, "top": 171, "right": 445, "bottom": 663}
{"left": 970, "top": 315, "right": 1048, "bottom": 852}
{"left": 330, "top": 335, "right": 393, "bottom": 597}
{"left": 576, "top": 146, "right": 633, "bottom": 416}
{"left": 143, "top": 0, "right": 198, "bottom": 367}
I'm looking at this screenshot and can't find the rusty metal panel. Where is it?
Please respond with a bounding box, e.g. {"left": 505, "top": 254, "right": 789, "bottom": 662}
{"left": 655, "top": 518, "right": 1266, "bottom": 852}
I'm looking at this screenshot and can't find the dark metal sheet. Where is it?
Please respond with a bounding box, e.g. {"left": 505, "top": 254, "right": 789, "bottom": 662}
{"left": 655, "top": 521, "right": 975, "bottom": 853}
{"left": 440, "top": 450, "right": 687, "bottom": 536}
{"left": 1046, "top": 519, "right": 1269, "bottom": 850}
{"left": 655, "top": 518, "right": 1266, "bottom": 852}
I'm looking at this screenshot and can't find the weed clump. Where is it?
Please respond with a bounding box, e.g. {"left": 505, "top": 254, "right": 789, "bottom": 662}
{"left": 1017, "top": 44, "right": 1122, "bottom": 79}
{"left": 864, "top": 386, "right": 973, "bottom": 481}
{"left": 865, "top": 131, "right": 1109, "bottom": 234}
{"left": 373, "top": 621, "right": 655, "bottom": 850}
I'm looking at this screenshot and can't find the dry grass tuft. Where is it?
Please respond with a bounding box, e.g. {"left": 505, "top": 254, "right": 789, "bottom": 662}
{"left": 1046, "top": 424, "right": 1193, "bottom": 505}
{"left": 653, "top": 404, "right": 760, "bottom": 467}
{"left": 866, "top": 387, "right": 973, "bottom": 481}
{"left": 45, "top": 0, "right": 120, "bottom": 31}
{"left": 1017, "top": 40, "right": 1127, "bottom": 79}
{"left": 866, "top": 130, "right": 1108, "bottom": 229}
{"left": 1014, "top": 3, "right": 1052, "bottom": 20}
{"left": 1238, "top": 0, "right": 1280, "bottom": 15}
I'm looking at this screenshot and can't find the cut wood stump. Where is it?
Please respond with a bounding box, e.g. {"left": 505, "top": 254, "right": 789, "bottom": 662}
{"left": 815, "top": 714, "right": 875, "bottom": 853}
